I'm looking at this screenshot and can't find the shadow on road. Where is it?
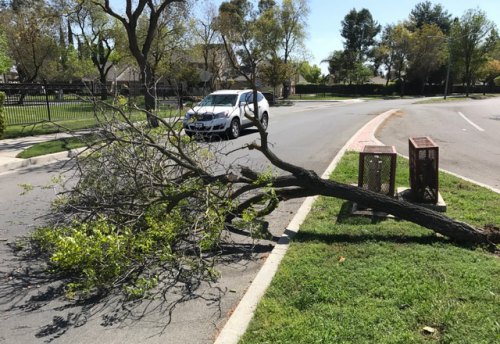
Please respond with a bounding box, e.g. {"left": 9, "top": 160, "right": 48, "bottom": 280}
{"left": 0, "top": 237, "right": 273, "bottom": 342}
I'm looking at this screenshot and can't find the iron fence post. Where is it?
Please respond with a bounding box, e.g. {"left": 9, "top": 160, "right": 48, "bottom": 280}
{"left": 43, "top": 80, "right": 51, "bottom": 122}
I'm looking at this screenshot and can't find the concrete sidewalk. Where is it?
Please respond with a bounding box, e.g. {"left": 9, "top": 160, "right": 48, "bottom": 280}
{"left": 0, "top": 132, "right": 86, "bottom": 174}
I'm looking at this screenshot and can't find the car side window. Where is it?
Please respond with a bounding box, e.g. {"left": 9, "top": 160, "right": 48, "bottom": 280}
{"left": 257, "top": 92, "right": 264, "bottom": 102}
{"left": 240, "top": 92, "right": 252, "bottom": 105}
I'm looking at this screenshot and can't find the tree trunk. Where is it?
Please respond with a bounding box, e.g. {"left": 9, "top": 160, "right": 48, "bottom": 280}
{"left": 253, "top": 166, "right": 497, "bottom": 248}
{"left": 243, "top": 118, "right": 497, "bottom": 248}
{"left": 465, "top": 68, "right": 471, "bottom": 97}
{"left": 399, "top": 78, "right": 405, "bottom": 97}
{"left": 140, "top": 62, "right": 159, "bottom": 127}
{"left": 282, "top": 80, "right": 290, "bottom": 99}
{"left": 99, "top": 74, "right": 108, "bottom": 101}
{"left": 314, "top": 179, "right": 490, "bottom": 244}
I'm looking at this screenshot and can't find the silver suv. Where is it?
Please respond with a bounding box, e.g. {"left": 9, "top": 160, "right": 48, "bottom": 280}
{"left": 183, "top": 90, "right": 270, "bottom": 139}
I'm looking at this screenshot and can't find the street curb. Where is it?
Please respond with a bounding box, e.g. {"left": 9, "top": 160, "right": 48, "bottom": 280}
{"left": 291, "top": 99, "right": 365, "bottom": 103}
{"left": 0, "top": 148, "right": 85, "bottom": 175}
{"left": 213, "top": 109, "right": 400, "bottom": 344}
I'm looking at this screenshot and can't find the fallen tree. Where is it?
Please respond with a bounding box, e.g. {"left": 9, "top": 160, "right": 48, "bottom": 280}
{"left": 238, "top": 116, "right": 497, "bottom": 246}
{"left": 31, "top": 98, "right": 497, "bottom": 298}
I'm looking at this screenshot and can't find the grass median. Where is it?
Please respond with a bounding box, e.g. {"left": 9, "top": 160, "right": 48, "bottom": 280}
{"left": 240, "top": 152, "right": 499, "bottom": 344}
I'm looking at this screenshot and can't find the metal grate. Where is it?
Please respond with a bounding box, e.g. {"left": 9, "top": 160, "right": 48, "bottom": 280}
{"left": 409, "top": 136, "right": 439, "bottom": 203}
{"left": 358, "top": 145, "right": 397, "bottom": 197}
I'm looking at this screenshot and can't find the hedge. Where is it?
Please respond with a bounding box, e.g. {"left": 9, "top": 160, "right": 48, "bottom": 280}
{"left": 295, "top": 83, "right": 500, "bottom": 96}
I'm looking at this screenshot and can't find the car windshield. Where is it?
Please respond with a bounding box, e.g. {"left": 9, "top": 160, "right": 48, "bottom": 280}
{"left": 199, "top": 94, "right": 238, "bottom": 107}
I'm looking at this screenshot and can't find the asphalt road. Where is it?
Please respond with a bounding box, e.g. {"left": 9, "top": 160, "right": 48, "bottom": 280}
{"left": 377, "top": 97, "right": 500, "bottom": 189}
{"left": 0, "top": 97, "right": 445, "bottom": 344}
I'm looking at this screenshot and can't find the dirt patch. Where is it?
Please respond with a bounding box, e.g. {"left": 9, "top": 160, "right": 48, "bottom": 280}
{"left": 483, "top": 224, "right": 500, "bottom": 244}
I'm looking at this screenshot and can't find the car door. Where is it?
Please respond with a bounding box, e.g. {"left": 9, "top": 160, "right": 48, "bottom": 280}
{"left": 239, "top": 92, "right": 253, "bottom": 125}
{"left": 256, "top": 92, "right": 266, "bottom": 119}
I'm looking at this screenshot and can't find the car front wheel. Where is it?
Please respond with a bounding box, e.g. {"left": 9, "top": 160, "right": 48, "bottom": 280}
{"left": 260, "top": 112, "right": 269, "bottom": 130}
{"left": 227, "top": 118, "right": 240, "bottom": 139}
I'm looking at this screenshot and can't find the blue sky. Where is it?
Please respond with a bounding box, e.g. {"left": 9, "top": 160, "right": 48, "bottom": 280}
{"left": 110, "top": 0, "right": 500, "bottom": 74}
{"left": 305, "top": 0, "right": 500, "bottom": 74}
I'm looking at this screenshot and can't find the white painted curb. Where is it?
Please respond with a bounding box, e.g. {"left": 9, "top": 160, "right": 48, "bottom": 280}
{"left": 213, "top": 109, "right": 400, "bottom": 344}
{"left": 0, "top": 148, "right": 85, "bottom": 175}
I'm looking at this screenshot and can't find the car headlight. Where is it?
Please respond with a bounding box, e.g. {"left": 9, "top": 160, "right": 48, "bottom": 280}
{"left": 214, "top": 111, "right": 229, "bottom": 119}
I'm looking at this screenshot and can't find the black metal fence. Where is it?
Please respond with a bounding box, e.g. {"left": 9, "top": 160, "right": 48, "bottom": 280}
{"left": 0, "top": 82, "right": 196, "bottom": 126}
{"left": 0, "top": 83, "right": 98, "bottom": 126}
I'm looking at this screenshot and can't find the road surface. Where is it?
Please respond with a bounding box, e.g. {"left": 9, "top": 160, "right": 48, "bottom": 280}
{"left": 377, "top": 97, "right": 500, "bottom": 189}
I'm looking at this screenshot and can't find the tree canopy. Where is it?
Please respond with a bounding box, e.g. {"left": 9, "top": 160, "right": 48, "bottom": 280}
{"left": 450, "top": 9, "right": 495, "bottom": 96}
{"left": 408, "top": 1, "right": 452, "bottom": 34}
{"left": 0, "top": 28, "right": 11, "bottom": 74}
{"left": 341, "top": 8, "right": 381, "bottom": 61}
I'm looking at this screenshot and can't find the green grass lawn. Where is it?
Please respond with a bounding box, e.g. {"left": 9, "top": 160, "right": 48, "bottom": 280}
{"left": 3, "top": 108, "right": 181, "bottom": 139}
{"left": 14, "top": 119, "right": 185, "bottom": 158}
{"left": 16, "top": 135, "right": 94, "bottom": 159}
{"left": 288, "top": 94, "right": 375, "bottom": 100}
{"left": 288, "top": 94, "right": 411, "bottom": 101}
{"left": 240, "top": 152, "right": 500, "bottom": 344}
{"left": 414, "top": 94, "right": 500, "bottom": 105}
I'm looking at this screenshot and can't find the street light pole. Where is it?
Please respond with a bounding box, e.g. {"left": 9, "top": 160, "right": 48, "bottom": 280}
{"left": 444, "top": 43, "right": 451, "bottom": 100}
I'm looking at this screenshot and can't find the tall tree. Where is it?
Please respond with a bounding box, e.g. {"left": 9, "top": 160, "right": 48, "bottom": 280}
{"left": 74, "top": 0, "right": 123, "bottom": 99}
{"left": 146, "top": 2, "right": 190, "bottom": 93}
{"left": 94, "top": 0, "right": 185, "bottom": 127}
{"left": 217, "top": 0, "right": 270, "bottom": 132}
{"left": 391, "top": 23, "right": 412, "bottom": 96}
{"left": 276, "top": 0, "right": 309, "bottom": 98}
{"left": 450, "top": 9, "right": 495, "bottom": 96}
{"left": 408, "top": 24, "right": 447, "bottom": 94}
{"left": 217, "top": 0, "right": 265, "bottom": 88}
{"left": 408, "top": 1, "right": 452, "bottom": 34}
{"left": 341, "top": 8, "right": 381, "bottom": 62}
{"left": 193, "top": 1, "right": 225, "bottom": 93}
{"left": 2, "top": 2, "right": 60, "bottom": 82}
{"left": 373, "top": 24, "right": 397, "bottom": 86}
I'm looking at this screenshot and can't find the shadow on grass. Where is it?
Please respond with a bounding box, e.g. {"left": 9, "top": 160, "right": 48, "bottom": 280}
{"left": 296, "top": 201, "right": 485, "bottom": 250}
{"left": 336, "top": 201, "right": 393, "bottom": 225}
{"left": 294, "top": 231, "right": 449, "bottom": 246}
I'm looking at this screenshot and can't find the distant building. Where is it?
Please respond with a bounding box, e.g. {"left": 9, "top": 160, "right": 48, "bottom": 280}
{"left": 0, "top": 66, "right": 19, "bottom": 83}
